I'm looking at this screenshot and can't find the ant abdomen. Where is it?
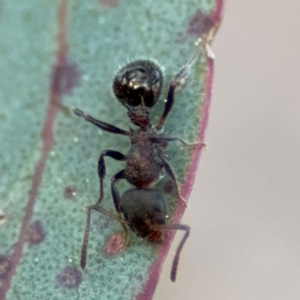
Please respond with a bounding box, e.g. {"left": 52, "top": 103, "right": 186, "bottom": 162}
{"left": 113, "top": 60, "right": 163, "bottom": 108}
{"left": 120, "top": 188, "right": 190, "bottom": 282}
{"left": 120, "top": 188, "right": 166, "bottom": 241}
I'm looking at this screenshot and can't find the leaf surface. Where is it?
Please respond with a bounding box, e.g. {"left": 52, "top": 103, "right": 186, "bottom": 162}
{"left": 0, "top": 0, "right": 223, "bottom": 299}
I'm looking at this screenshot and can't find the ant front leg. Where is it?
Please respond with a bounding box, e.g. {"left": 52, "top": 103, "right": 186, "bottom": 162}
{"left": 156, "top": 53, "right": 199, "bottom": 131}
{"left": 74, "top": 108, "right": 130, "bottom": 136}
{"left": 159, "top": 154, "right": 188, "bottom": 207}
{"left": 97, "top": 150, "right": 127, "bottom": 206}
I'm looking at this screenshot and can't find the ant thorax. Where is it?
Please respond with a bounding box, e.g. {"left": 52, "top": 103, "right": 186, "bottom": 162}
{"left": 126, "top": 129, "right": 163, "bottom": 189}
{"left": 129, "top": 127, "right": 155, "bottom": 146}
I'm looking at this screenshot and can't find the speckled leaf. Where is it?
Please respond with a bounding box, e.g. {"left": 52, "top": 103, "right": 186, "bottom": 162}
{"left": 0, "top": 0, "right": 223, "bottom": 299}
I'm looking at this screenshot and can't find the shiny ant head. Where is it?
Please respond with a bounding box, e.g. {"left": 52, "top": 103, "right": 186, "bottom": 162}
{"left": 119, "top": 188, "right": 166, "bottom": 242}
{"left": 113, "top": 60, "right": 163, "bottom": 109}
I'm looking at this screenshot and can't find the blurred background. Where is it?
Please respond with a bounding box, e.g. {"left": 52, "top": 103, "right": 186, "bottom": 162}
{"left": 155, "top": 0, "right": 300, "bottom": 299}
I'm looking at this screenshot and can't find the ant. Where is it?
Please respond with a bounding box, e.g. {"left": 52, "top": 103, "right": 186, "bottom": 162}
{"left": 74, "top": 48, "right": 200, "bottom": 281}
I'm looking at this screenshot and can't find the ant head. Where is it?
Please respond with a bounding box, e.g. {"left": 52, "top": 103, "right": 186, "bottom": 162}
{"left": 120, "top": 188, "right": 167, "bottom": 242}
{"left": 113, "top": 60, "right": 163, "bottom": 108}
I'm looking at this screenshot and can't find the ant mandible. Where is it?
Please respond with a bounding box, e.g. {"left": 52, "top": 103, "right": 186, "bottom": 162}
{"left": 74, "top": 48, "right": 200, "bottom": 281}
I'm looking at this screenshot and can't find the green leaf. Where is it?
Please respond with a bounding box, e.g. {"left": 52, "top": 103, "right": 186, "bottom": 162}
{"left": 0, "top": 0, "right": 223, "bottom": 299}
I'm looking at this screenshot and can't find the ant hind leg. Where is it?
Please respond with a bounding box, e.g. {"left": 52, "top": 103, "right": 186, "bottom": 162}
{"left": 153, "top": 223, "right": 190, "bottom": 282}
{"left": 81, "top": 163, "right": 127, "bottom": 270}
{"left": 80, "top": 203, "right": 128, "bottom": 270}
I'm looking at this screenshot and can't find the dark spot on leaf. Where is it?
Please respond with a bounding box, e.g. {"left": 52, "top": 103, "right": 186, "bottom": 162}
{"left": 100, "top": 0, "right": 120, "bottom": 8}
{"left": 0, "top": 210, "right": 7, "bottom": 226}
{"left": 51, "top": 59, "right": 81, "bottom": 96}
{"left": 0, "top": 255, "right": 10, "bottom": 280}
{"left": 57, "top": 266, "right": 82, "bottom": 289}
{"left": 187, "top": 10, "right": 215, "bottom": 37}
{"left": 64, "top": 185, "right": 77, "bottom": 199}
{"left": 163, "top": 180, "right": 175, "bottom": 194}
{"left": 102, "top": 233, "right": 125, "bottom": 257}
{"left": 25, "top": 220, "right": 45, "bottom": 245}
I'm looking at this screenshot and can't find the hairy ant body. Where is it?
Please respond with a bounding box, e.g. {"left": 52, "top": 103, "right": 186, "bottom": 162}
{"left": 74, "top": 50, "right": 199, "bottom": 281}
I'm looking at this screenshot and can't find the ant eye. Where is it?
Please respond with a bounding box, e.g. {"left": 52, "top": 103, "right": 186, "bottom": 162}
{"left": 113, "top": 60, "right": 163, "bottom": 108}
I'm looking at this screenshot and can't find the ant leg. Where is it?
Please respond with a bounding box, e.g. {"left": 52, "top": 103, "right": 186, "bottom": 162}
{"left": 151, "top": 135, "right": 201, "bottom": 148}
{"left": 81, "top": 162, "right": 127, "bottom": 269}
{"left": 74, "top": 108, "right": 130, "bottom": 136}
{"left": 97, "top": 150, "right": 127, "bottom": 206}
{"left": 153, "top": 223, "right": 190, "bottom": 282}
{"left": 111, "top": 170, "right": 130, "bottom": 245}
{"left": 111, "top": 170, "right": 126, "bottom": 212}
{"left": 80, "top": 205, "right": 92, "bottom": 269}
{"left": 159, "top": 154, "right": 188, "bottom": 207}
{"left": 156, "top": 52, "right": 199, "bottom": 131}
{"left": 80, "top": 204, "right": 128, "bottom": 269}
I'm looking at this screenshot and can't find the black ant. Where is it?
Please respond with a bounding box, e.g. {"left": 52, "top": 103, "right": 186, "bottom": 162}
{"left": 74, "top": 49, "right": 200, "bottom": 281}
